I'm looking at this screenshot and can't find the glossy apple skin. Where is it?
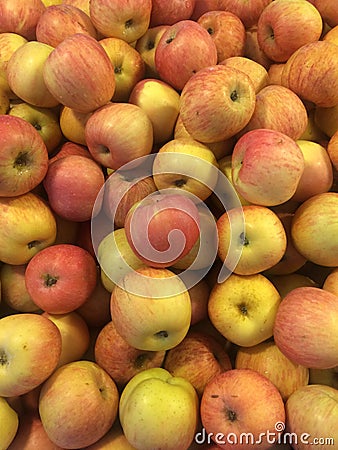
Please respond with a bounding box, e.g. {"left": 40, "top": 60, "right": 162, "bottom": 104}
{"left": 274, "top": 287, "right": 338, "bottom": 369}
{"left": 0, "top": 0, "right": 46, "bottom": 40}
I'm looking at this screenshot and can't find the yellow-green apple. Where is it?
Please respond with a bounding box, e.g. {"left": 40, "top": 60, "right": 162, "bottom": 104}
{"left": 42, "top": 311, "right": 90, "bottom": 367}
{"left": 308, "top": 0, "right": 338, "bottom": 28}
{"left": 94, "top": 320, "right": 166, "bottom": 389}
{"left": 285, "top": 384, "right": 338, "bottom": 449}
{"left": 152, "top": 138, "right": 219, "bottom": 201}
{"left": 244, "top": 26, "right": 272, "bottom": 70}
{"left": 43, "top": 34, "right": 116, "bottom": 113}
{"left": 235, "top": 340, "right": 309, "bottom": 401}
{"left": 39, "top": 360, "right": 119, "bottom": 448}
{"left": 0, "top": 396, "right": 19, "bottom": 448}
{"left": 323, "top": 267, "right": 338, "bottom": 296}
{"left": 291, "top": 139, "right": 333, "bottom": 202}
{"left": 231, "top": 129, "right": 305, "bottom": 206}
{"left": 9, "top": 102, "right": 63, "bottom": 154}
{"left": 25, "top": 243, "right": 97, "bottom": 314}
{"left": 99, "top": 37, "right": 145, "bottom": 103}
{"left": 187, "top": 278, "right": 210, "bottom": 325}
{"left": 309, "top": 366, "right": 338, "bottom": 389}
{"left": 180, "top": 65, "right": 256, "bottom": 143}
{"left": 135, "top": 25, "right": 169, "bottom": 78}
{"left": 43, "top": 154, "right": 105, "bottom": 222}
{"left": 164, "top": 330, "right": 232, "bottom": 397}
{"left": 111, "top": 266, "right": 191, "bottom": 351}
{"left": 129, "top": 78, "right": 180, "bottom": 144}
{"left": 59, "top": 106, "right": 91, "bottom": 146}
{"left": 269, "top": 273, "right": 318, "bottom": 299}
{"left": 0, "top": 0, "right": 46, "bottom": 40}
{"left": 0, "top": 87, "right": 10, "bottom": 114}
{"left": 220, "top": 56, "right": 269, "bottom": 94}
{"left": 84, "top": 102, "right": 153, "bottom": 170}
{"left": 291, "top": 192, "right": 338, "bottom": 267}
{"left": 154, "top": 19, "right": 218, "bottom": 91}
{"left": 89, "top": 0, "right": 152, "bottom": 43}
{"left": 119, "top": 367, "right": 199, "bottom": 450}
{"left": 328, "top": 130, "right": 338, "bottom": 171}
{"left": 0, "top": 263, "right": 39, "bottom": 312}
{"left": 208, "top": 273, "right": 281, "bottom": 347}
{"left": 150, "top": 0, "right": 195, "bottom": 27}
{"left": 257, "top": 0, "right": 323, "bottom": 63}
{"left": 0, "top": 32, "right": 27, "bottom": 98}
{"left": 36, "top": 4, "right": 97, "bottom": 47}
{"left": 281, "top": 40, "right": 338, "bottom": 107}
{"left": 0, "top": 115, "right": 49, "bottom": 197}
{"left": 217, "top": 205, "right": 287, "bottom": 275}
{"left": 323, "top": 24, "right": 338, "bottom": 45}
{"left": 0, "top": 313, "right": 62, "bottom": 397}
{"left": 6, "top": 41, "right": 59, "bottom": 108}
{"left": 0, "top": 192, "right": 57, "bottom": 265}
{"left": 197, "top": 10, "right": 246, "bottom": 63}
{"left": 124, "top": 192, "right": 200, "bottom": 268}
{"left": 200, "top": 368, "right": 285, "bottom": 450}
{"left": 240, "top": 85, "right": 308, "bottom": 140}
{"left": 274, "top": 286, "right": 338, "bottom": 369}
{"left": 61, "top": 0, "right": 90, "bottom": 16}
{"left": 314, "top": 103, "right": 338, "bottom": 138}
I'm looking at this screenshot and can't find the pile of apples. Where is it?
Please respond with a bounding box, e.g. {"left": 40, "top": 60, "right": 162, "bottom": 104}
{"left": 1, "top": 0, "right": 338, "bottom": 449}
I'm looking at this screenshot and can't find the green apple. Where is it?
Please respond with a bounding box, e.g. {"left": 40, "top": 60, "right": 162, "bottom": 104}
{"left": 0, "top": 396, "right": 19, "bottom": 449}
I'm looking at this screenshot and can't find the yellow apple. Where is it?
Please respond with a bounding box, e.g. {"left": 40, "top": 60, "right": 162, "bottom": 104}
{"left": 0, "top": 32, "right": 28, "bottom": 98}
{"left": 323, "top": 267, "right": 338, "bottom": 296}
{"left": 314, "top": 103, "right": 338, "bottom": 138}
{"left": 59, "top": 106, "right": 91, "bottom": 146}
{"left": 0, "top": 396, "right": 19, "bottom": 449}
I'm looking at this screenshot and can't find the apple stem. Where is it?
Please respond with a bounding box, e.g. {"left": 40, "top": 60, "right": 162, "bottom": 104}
{"left": 154, "top": 330, "right": 169, "bottom": 339}
{"left": 0, "top": 349, "right": 8, "bottom": 366}
{"left": 227, "top": 409, "right": 237, "bottom": 422}
{"left": 239, "top": 232, "right": 249, "bottom": 246}
{"left": 43, "top": 274, "right": 59, "bottom": 287}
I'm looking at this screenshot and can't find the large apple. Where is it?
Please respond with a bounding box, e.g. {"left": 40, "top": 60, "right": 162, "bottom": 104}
{"left": 0, "top": 0, "right": 46, "bottom": 40}
{"left": 179, "top": 65, "right": 256, "bottom": 143}
{"left": 0, "top": 312, "right": 62, "bottom": 397}
{"left": 0, "top": 396, "right": 19, "bottom": 449}
{"left": 119, "top": 367, "right": 199, "bottom": 450}
{"left": 274, "top": 286, "right": 338, "bottom": 369}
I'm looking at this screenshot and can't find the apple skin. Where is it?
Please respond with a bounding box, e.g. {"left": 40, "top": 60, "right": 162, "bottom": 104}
{"left": 61, "top": 0, "right": 90, "bottom": 16}
{"left": 0, "top": 115, "right": 49, "bottom": 197}
{"left": 208, "top": 273, "right": 281, "bottom": 347}
{"left": 200, "top": 369, "right": 285, "bottom": 450}
{"left": 0, "top": 32, "right": 28, "bottom": 98}
{"left": 235, "top": 340, "right": 309, "bottom": 401}
{"left": 43, "top": 34, "right": 116, "bottom": 113}
{"left": 328, "top": 130, "right": 338, "bottom": 171}
{"left": 291, "top": 192, "right": 338, "bottom": 267}
{"left": 0, "top": 313, "right": 62, "bottom": 397}
{"left": 89, "top": 0, "right": 152, "bottom": 43}
{"left": 154, "top": 19, "right": 218, "bottom": 91}
{"left": 39, "top": 360, "right": 119, "bottom": 449}
{"left": 49, "top": 141, "right": 91, "bottom": 164}
{"left": 0, "top": 192, "right": 57, "bottom": 265}
{"left": 43, "top": 154, "right": 105, "bottom": 223}
{"left": 0, "top": 0, "right": 46, "bottom": 40}
{"left": 36, "top": 4, "right": 97, "bottom": 47}
{"left": 0, "top": 397, "right": 19, "bottom": 449}
{"left": 285, "top": 384, "right": 338, "bottom": 449}
{"left": 25, "top": 243, "right": 98, "bottom": 314}
{"left": 119, "top": 367, "right": 199, "bottom": 450}
{"left": 82, "top": 420, "right": 138, "bottom": 450}
{"left": 232, "top": 129, "right": 305, "bottom": 206}
{"left": 308, "top": 0, "right": 338, "bottom": 28}
{"left": 220, "top": 56, "right": 269, "bottom": 94}
{"left": 323, "top": 24, "right": 338, "bottom": 45}
{"left": 257, "top": 0, "right": 323, "bottom": 63}
{"left": 269, "top": 273, "right": 318, "bottom": 299}
{"left": 150, "top": 0, "right": 195, "bottom": 27}
{"left": 323, "top": 267, "right": 338, "bottom": 297}
{"left": 188, "top": 279, "right": 210, "bottom": 325}
{"left": 314, "top": 104, "right": 338, "bottom": 138}
{"left": 135, "top": 25, "right": 169, "bottom": 78}
{"left": 179, "top": 65, "right": 256, "bottom": 143}
{"left": 274, "top": 286, "right": 338, "bottom": 369}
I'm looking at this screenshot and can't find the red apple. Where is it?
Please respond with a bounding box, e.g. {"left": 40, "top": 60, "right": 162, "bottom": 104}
{"left": 0, "top": 0, "right": 46, "bottom": 40}
{"left": 150, "top": 0, "right": 195, "bottom": 27}
{"left": 49, "top": 141, "right": 91, "bottom": 164}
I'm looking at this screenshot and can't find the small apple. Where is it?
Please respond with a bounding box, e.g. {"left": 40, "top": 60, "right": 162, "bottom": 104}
{"left": 59, "top": 106, "right": 92, "bottom": 147}
{"left": 0, "top": 396, "right": 19, "bottom": 449}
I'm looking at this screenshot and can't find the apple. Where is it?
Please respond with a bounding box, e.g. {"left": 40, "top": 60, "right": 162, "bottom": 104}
{"left": 299, "top": 108, "right": 329, "bottom": 144}
{"left": 0, "top": 87, "right": 10, "bottom": 114}
{"left": 240, "top": 85, "right": 308, "bottom": 141}
{"left": 99, "top": 37, "right": 145, "bottom": 102}
{"left": 111, "top": 266, "right": 192, "bottom": 351}
{"left": 281, "top": 40, "right": 338, "bottom": 108}
{"left": 43, "top": 34, "right": 116, "bottom": 113}
{"left": 154, "top": 20, "right": 218, "bottom": 91}
{"left": 217, "top": 205, "right": 287, "bottom": 275}
{"left": 179, "top": 65, "right": 256, "bottom": 143}
{"left": 291, "top": 192, "right": 338, "bottom": 267}
{"left": 43, "top": 154, "right": 105, "bottom": 222}
{"left": 309, "top": 366, "right": 338, "bottom": 390}
{"left": 328, "top": 130, "right": 338, "bottom": 171}
{"left": 220, "top": 56, "right": 269, "bottom": 94}
{"left": 59, "top": 106, "right": 92, "bottom": 146}
{"left": 25, "top": 243, "right": 98, "bottom": 314}
{"left": 84, "top": 102, "right": 154, "bottom": 170}
{"left": 36, "top": 4, "right": 97, "bottom": 47}
{"left": 208, "top": 273, "right": 281, "bottom": 347}
{"left": 7, "top": 41, "right": 59, "bottom": 108}
{"left": 187, "top": 278, "right": 210, "bottom": 325}
{"left": 231, "top": 129, "right": 305, "bottom": 206}
{"left": 0, "top": 312, "right": 62, "bottom": 397}
{"left": 89, "top": 0, "right": 152, "bottom": 43}
{"left": 0, "top": 192, "right": 57, "bottom": 265}
{"left": 135, "top": 25, "right": 169, "bottom": 78}
{"left": 200, "top": 368, "right": 285, "bottom": 449}
{"left": 39, "top": 360, "right": 119, "bottom": 448}
{"left": 269, "top": 273, "right": 318, "bottom": 299}
{"left": 323, "top": 24, "right": 338, "bottom": 45}
{"left": 0, "top": 0, "right": 46, "bottom": 40}
{"left": 267, "top": 62, "right": 285, "bottom": 85}
{"left": 0, "top": 32, "right": 28, "bottom": 98}
{"left": 314, "top": 103, "right": 338, "bottom": 138}
{"left": 94, "top": 320, "right": 166, "bottom": 388}
{"left": 235, "top": 340, "right": 309, "bottom": 401}
{"left": 61, "top": 0, "right": 90, "bottom": 16}
{"left": 0, "top": 115, "right": 49, "bottom": 197}
{"left": 197, "top": 10, "right": 246, "bottom": 63}
{"left": 257, "top": 0, "right": 323, "bottom": 63}
{"left": 308, "top": 0, "right": 338, "bottom": 28}
{"left": 0, "top": 396, "right": 19, "bottom": 449}
{"left": 9, "top": 102, "right": 63, "bottom": 154}
{"left": 164, "top": 330, "right": 232, "bottom": 397}
{"left": 323, "top": 267, "right": 338, "bottom": 297}
{"left": 150, "top": 0, "right": 195, "bottom": 27}
{"left": 49, "top": 141, "right": 91, "bottom": 164}
{"left": 244, "top": 26, "right": 272, "bottom": 70}
{"left": 274, "top": 286, "right": 338, "bottom": 369}
{"left": 119, "top": 367, "right": 199, "bottom": 450}
{"left": 285, "top": 384, "right": 338, "bottom": 449}
{"left": 83, "top": 420, "right": 138, "bottom": 450}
